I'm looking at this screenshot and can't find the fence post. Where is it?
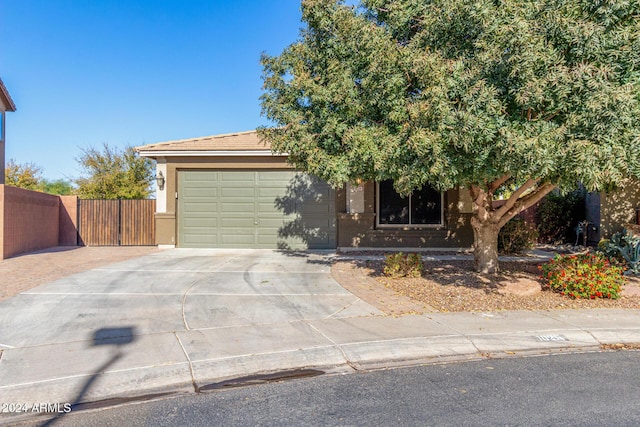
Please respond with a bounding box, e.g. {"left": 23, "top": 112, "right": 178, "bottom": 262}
{"left": 118, "top": 199, "right": 122, "bottom": 246}
{"left": 76, "top": 198, "right": 81, "bottom": 246}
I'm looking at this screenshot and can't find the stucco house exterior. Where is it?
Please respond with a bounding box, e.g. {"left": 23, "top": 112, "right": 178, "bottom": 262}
{"left": 0, "top": 78, "right": 17, "bottom": 185}
{"left": 586, "top": 180, "right": 640, "bottom": 242}
{"left": 136, "top": 130, "right": 475, "bottom": 250}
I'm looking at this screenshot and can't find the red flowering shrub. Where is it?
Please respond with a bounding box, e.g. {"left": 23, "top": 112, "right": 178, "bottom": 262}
{"left": 540, "top": 253, "right": 624, "bottom": 299}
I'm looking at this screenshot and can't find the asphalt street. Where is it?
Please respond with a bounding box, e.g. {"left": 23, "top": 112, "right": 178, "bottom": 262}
{"left": 34, "top": 350, "right": 640, "bottom": 427}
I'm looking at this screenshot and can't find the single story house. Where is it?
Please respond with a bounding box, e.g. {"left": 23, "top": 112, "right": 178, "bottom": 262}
{"left": 136, "top": 130, "right": 475, "bottom": 250}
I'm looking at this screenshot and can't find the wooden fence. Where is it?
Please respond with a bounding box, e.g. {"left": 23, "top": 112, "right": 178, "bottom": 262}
{"left": 78, "top": 199, "right": 155, "bottom": 246}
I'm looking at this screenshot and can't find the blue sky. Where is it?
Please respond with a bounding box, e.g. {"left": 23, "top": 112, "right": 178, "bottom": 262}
{"left": 2, "top": 0, "right": 303, "bottom": 181}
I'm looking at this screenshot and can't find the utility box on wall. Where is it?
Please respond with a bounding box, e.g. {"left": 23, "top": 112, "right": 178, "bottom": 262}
{"left": 347, "top": 182, "right": 365, "bottom": 214}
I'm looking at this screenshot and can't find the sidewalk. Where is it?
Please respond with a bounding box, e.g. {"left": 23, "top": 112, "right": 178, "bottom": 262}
{"left": 2, "top": 308, "right": 639, "bottom": 424}
{"left": 1, "top": 249, "right": 639, "bottom": 424}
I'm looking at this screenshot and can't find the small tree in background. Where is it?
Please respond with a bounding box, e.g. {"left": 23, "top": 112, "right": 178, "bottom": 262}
{"left": 5, "top": 159, "right": 76, "bottom": 195}
{"left": 75, "top": 144, "right": 154, "bottom": 199}
{"left": 4, "top": 158, "right": 43, "bottom": 190}
{"left": 40, "top": 178, "right": 75, "bottom": 195}
{"left": 260, "top": 0, "right": 640, "bottom": 273}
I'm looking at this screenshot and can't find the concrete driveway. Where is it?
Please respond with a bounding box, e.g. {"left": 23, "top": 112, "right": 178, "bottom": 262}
{"left": 0, "top": 249, "right": 382, "bottom": 348}
{"left": 0, "top": 249, "right": 384, "bottom": 410}
{"left": 2, "top": 248, "right": 640, "bottom": 423}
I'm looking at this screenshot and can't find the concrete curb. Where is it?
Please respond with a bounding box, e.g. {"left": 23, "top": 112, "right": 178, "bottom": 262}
{"left": 2, "top": 309, "right": 639, "bottom": 424}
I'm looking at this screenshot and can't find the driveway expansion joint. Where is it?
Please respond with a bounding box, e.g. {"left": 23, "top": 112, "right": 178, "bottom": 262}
{"left": 174, "top": 332, "right": 198, "bottom": 393}
{"left": 306, "top": 322, "right": 360, "bottom": 371}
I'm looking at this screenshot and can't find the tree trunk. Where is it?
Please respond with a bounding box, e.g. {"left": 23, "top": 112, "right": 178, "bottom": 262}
{"left": 471, "top": 216, "right": 500, "bottom": 274}
{"left": 469, "top": 180, "right": 556, "bottom": 274}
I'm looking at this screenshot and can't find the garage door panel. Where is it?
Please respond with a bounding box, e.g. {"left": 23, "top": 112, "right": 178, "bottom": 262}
{"left": 257, "top": 202, "right": 290, "bottom": 214}
{"left": 221, "top": 203, "right": 256, "bottom": 213}
{"left": 257, "top": 171, "right": 297, "bottom": 181}
{"left": 183, "top": 172, "right": 218, "bottom": 182}
{"left": 259, "top": 234, "right": 301, "bottom": 246}
{"left": 184, "top": 202, "right": 218, "bottom": 212}
{"left": 258, "top": 187, "right": 288, "bottom": 198}
{"left": 182, "top": 188, "right": 216, "bottom": 196}
{"left": 178, "top": 170, "right": 335, "bottom": 249}
{"left": 220, "top": 217, "right": 255, "bottom": 227}
{"left": 182, "top": 176, "right": 217, "bottom": 185}
{"left": 182, "top": 226, "right": 217, "bottom": 234}
{"left": 183, "top": 234, "right": 218, "bottom": 245}
{"left": 222, "top": 171, "right": 254, "bottom": 181}
{"left": 221, "top": 233, "right": 255, "bottom": 245}
{"left": 221, "top": 187, "right": 254, "bottom": 197}
{"left": 184, "top": 218, "right": 218, "bottom": 227}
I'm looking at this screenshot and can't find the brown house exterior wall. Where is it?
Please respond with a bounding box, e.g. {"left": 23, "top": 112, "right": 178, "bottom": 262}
{"left": 157, "top": 156, "right": 474, "bottom": 249}
{"left": 598, "top": 179, "right": 640, "bottom": 238}
{"left": 337, "top": 181, "right": 474, "bottom": 249}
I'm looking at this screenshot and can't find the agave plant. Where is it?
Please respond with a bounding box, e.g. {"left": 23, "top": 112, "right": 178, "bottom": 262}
{"left": 598, "top": 229, "right": 640, "bottom": 276}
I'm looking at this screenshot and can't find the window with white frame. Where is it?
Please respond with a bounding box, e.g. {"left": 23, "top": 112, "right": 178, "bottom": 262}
{"left": 377, "top": 179, "right": 443, "bottom": 226}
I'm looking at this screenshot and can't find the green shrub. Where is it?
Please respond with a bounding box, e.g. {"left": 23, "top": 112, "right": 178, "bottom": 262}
{"left": 540, "top": 253, "right": 624, "bottom": 299}
{"left": 597, "top": 229, "right": 640, "bottom": 276}
{"left": 498, "top": 217, "right": 538, "bottom": 254}
{"left": 536, "top": 190, "right": 586, "bottom": 244}
{"left": 383, "top": 252, "right": 423, "bottom": 278}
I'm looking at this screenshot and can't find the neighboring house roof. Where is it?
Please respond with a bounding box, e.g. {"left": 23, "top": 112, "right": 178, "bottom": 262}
{"left": 136, "top": 130, "right": 282, "bottom": 157}
{"left": 0, "top": 78, "right": 16, "bottom": 112}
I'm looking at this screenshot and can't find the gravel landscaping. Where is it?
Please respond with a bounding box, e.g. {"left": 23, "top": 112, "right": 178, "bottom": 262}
{"left": 334, "top": 258, "right": 640, "bottom": 313}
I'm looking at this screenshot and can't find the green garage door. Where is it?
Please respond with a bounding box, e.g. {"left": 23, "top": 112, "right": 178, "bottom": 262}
{"left": 178, "top": 170, "right": 336, "bottom": 249}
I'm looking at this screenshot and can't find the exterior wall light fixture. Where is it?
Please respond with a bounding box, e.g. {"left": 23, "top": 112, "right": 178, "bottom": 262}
{"left": 156, "top": 171, "right": 165, "bottom": 191}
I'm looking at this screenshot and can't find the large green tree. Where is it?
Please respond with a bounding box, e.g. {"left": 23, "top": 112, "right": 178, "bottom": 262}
{"left": 260, "top": 0, "right": 640, "bottom": 273}
{"left": 75, "top": 144, "right": 154, "bottom": 199}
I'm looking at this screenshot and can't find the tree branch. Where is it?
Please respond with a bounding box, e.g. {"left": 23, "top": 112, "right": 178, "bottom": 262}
{"left": 497, "top": 182, "right": 556, "bottom": 228}
{"left": 516, "top": 182, "right": 556, "bottom": 211}
{"left": 494, "top": 178, "right": 538, "bottom": 219}
{"left": 488, "top": 174, "right": 511, "bottom": 195}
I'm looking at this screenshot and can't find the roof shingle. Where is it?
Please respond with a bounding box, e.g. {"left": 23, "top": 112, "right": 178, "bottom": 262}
{"left": 136, "top": 130, "right": 271, "bottom": 153}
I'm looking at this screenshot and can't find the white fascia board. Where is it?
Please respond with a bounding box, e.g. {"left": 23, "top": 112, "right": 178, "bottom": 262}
{"left": 138, "top": 150, "right": 288, "bottom": 157}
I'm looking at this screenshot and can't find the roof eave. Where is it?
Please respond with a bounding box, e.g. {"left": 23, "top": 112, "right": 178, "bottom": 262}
{"left": 0, "top": 79, "right": 16, "bottom": 112}
{"left": 137, "top": 150, "right": 288, "bottom": 158}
